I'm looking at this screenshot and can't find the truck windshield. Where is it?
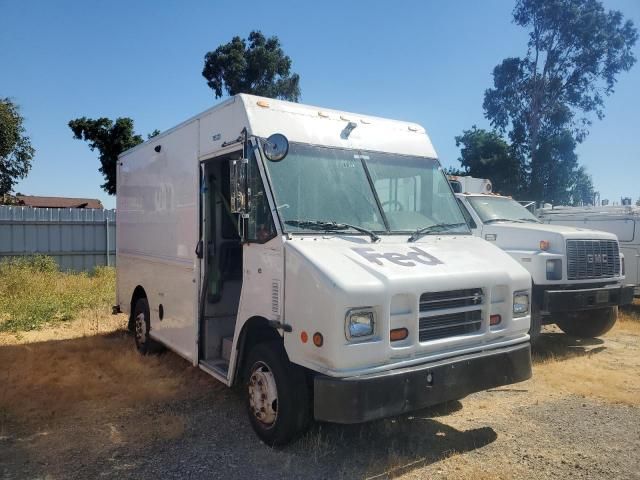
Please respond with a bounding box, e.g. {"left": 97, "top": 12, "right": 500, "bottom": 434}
{"left": 263, "top": 143, "right": 469, "bottom": 235}
{"left": 467, "top": 196, "right": 540, "bottom": 224}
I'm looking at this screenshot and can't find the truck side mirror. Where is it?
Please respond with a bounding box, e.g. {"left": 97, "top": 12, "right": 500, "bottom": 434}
{"left": 230, "top": 158, "right": 249, "bottom": 214}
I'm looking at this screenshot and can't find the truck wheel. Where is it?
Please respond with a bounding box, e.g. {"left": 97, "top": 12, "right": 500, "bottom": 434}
{"left": 133, "top": 298, "right": 163, "bottom": 355}
{"left": 529, "top": 303, "right": 543, "bottom": 344}
{"left": 556, "top": 306, "right": 618, "bottom": 338}
{"left": 244, "top": 341, "right": 310, "bottom": 446}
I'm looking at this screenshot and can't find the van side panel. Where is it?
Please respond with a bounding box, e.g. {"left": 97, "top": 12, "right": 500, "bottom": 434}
{"left": 116, "top": 121, "right": 200, "bottom": 362}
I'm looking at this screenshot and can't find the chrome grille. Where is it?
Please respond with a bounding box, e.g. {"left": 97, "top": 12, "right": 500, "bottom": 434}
{"left": 420, "top": 288, "right": 484, "bottom": 312}
{"left": 418, "top": 288, "right": 484, "bottom": 342}
{"left": 419, "top": 310, "right": 482, "bottom": 342}
{"left": 566, "top": 239, "right": 620, "bottom": 280}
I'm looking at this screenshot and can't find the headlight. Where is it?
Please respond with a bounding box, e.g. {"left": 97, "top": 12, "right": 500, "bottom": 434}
{"left": 345, "top": 308, "right": 375, "bottom": 339}
{"left": 546, "top": 259, "right": 562, "bottom": 280}
{"left": 513, "top": 291, "right": 529, "bottom": 317}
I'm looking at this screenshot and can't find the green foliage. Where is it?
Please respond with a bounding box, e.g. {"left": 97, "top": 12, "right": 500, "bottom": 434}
{"left": 442, "top": 166, "right": 466, "bottom": 176}
{"left": 68, "top": 117, "right": 156, "bottom": 195}
{"left": 0, "top": 256, "right": 115, "bottom": 332}
{"left": 0, "top": 98, "right": 35, "bottom": 196}
{"left": 571, "top": 165, "right": 595, "bottom": 205}
{"left": 454, "top": 127, "right": 523, "bottom": 197}
{"left": 483, "top": 0, "right": 637, "bottom": 203}
{"left": 202, "top": 31, "right": 301, "bottom": 101}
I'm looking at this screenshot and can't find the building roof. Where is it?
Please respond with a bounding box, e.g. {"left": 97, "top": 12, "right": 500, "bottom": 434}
{"left": 16, "top": 195, "right": 104, "bottom": 209}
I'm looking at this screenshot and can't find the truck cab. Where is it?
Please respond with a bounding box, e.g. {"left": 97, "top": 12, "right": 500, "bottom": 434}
{"left": 453, "top": 189, "right": 634, "bottom": 341}
{"left": 117, "top": 95, "right": 533, "bottom": 445}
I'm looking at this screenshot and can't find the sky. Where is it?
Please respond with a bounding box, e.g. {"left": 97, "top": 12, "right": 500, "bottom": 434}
{"left": 1, "top": 0, "right": 639, "bottom": 209}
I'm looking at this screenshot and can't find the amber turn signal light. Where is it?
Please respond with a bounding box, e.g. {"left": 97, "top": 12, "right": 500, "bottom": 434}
{"left": 539, "top": 240, "right": 550, "bottom": 251}
{"left": 490, "top": 314, "right": 502, "bottom": 326}
{"left": 390, "top": 328, "right": 409, "bottom": 341}
{"left": 313, "top": 332, "right": 323, "bottom": 347}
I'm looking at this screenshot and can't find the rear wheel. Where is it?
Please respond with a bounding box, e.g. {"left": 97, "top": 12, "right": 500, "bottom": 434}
{"left": 133, "top": 298, "right": 163, "bottom": 354}
{"left": 556, "top": 306, "right": 617, "bottom": 338}
{"left": 244, "top": 341, "right": 310, "bottom": 446}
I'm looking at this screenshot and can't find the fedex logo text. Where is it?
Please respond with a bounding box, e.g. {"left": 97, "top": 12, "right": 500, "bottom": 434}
{"left": 352, "top": 247, "right": 443, "bottom": 267}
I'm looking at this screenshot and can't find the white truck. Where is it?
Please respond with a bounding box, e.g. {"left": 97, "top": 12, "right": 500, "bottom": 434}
{"left": 538, "top": 205, "right": 640, "bottom": 295}
{"left": 451, "top": 179, "right": 634, "bottom": 341}
{"left": 115, "top": 94, "right": 533, "bottom": 445}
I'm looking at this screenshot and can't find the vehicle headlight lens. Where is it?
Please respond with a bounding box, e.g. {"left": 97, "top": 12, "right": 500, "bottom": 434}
{"left": 513, "top": 291, "right": 529, "bottom": 317}
{"left": 345, "top": 308, "right": 375, "bottom": 339}
{"left": 546, "top": 259, "right": 562, "bottom": 280}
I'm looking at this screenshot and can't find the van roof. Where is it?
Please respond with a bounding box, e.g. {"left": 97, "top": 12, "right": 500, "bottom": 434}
{"left": 120, "top": 94, "right": 436, "bottom": 160}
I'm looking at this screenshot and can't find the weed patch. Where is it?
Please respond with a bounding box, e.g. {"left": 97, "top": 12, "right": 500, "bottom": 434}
{"left": 0, "top": 256, "right": 115, "bottom": 332}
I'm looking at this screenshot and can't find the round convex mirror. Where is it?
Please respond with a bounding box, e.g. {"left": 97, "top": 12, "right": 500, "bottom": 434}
{"left": 263, "top": 134, "right": 289, "bottom": 162}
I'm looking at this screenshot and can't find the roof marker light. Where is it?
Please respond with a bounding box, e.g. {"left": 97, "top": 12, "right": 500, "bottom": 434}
{"left": 318, "top": 111, "right": 329, "bottom": 118}
{"left": 256, "top": 100, "right": 270, "bottom": 108}
{"left": 408, "top": 125, "right": 419, "bottom": 132}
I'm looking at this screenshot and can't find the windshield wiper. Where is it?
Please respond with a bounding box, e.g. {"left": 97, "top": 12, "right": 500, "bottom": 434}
{"left": 408, "top": 222, "right": 467, "bottom": 242}
{"left": 484, "top": 218, "right": 525, "bottom": 224}
{"left": 285, "top": 220, "right": 380, "bottom": 243}
{"left": 518, "top": 218, "right": 540, "bottom": 223}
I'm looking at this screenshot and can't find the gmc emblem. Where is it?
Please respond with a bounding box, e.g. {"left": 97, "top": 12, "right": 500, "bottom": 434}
{"left": 587, "top": 254, "right": 608, "bottom": 264}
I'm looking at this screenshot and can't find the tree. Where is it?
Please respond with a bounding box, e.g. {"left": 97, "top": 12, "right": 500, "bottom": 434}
{"left": 570, "top": 165, "right": 595, "bottom": 205}
{"left": 454, "top": 127, "right": 523, "bottom": 197}
{"left": 69, "top": 117, "right": 153, "bottom": 195}
{"left": 483, "top": 0, "right": 637, "bottom": 203}
{"left": 202, "top": 31, "right": 301, "bottom": 101}
{"left": 0, "top": 98, "right": 35, "bottom": 196}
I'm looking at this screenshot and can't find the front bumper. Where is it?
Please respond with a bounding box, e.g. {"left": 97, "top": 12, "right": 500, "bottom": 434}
{"left": 313, "top": 342, "right": 531, "bottom": 424}
{"left": 541, "top": 284, "right": 634, "bottom": 313}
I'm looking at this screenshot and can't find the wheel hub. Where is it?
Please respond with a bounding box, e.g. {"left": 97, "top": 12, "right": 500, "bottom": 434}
{"left": 135, "top": 312, "right": 146, "bottom": 344}
{"left": 248, "top": 362, "right": 278, "bottom": 427}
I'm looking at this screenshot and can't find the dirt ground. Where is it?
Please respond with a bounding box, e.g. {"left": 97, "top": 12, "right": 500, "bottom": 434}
{"left": 1, "top": 307, "right": 639, "bottom": 480}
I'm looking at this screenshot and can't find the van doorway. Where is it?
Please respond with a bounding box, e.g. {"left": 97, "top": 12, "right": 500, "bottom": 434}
{"left": 199, "top": 151, "right": 243, "bottom": 377}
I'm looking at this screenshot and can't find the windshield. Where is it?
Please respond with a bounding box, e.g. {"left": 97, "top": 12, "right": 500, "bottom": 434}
{"left": 466, "top": 196, "right": 540, "bottom": 223}
{"left": 263, "top": 143, "right": 469, "bottom": 235}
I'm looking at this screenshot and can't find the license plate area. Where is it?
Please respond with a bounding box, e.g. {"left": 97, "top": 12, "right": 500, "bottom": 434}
{"left": 595, "top": 290, "right": 610, "bottom": 304}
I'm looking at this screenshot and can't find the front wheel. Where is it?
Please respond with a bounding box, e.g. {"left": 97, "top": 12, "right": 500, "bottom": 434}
{"left": 556, "top": 306, "right": 618, "bottom": 338}
{"left": 244, "top": 341, "right": 310, "bottom": 446}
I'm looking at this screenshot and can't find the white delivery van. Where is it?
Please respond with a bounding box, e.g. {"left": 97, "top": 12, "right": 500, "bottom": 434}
{"left": 453, "top": 186, "right": 633, "bottom": 341}
{"left": 538, "top": 205, "right": 640, "bottom": 295}
{"left": 115, "top": 94, "right": 533, "bottom": 445}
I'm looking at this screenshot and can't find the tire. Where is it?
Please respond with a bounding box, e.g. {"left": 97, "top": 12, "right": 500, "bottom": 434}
{"left": 529, "top": 301, "right": 543, "bottom": 344}
{"left": 556, "top": 306, "right": 618, "bottom": 338}
{"left": 244, "top": 341, "right": 311, "bottom": 446}
{"left": 133, "top": 298, "right": 163, "bottom": 355}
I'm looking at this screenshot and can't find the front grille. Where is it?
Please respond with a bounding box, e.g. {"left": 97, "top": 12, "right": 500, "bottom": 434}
{"left": 566, "top": 239, "right": 620, "bottom": 280}
{"left": 419, "top": 288, "right": 484, "bottom": 312}
{"left": 419, "top": 310, "right": 482, "bottom": 342}
{"left": 418, "top": 288, "right": 484, "bottom": 342}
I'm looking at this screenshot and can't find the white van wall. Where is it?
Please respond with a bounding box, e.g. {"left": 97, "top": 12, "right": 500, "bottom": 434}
{"left": 117, "top": 120, "right": 200, "bottom": 362}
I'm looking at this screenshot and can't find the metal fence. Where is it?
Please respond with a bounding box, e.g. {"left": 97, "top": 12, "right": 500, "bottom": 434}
{"left": 0, "top": 206, "right": 116, "bottom": 271}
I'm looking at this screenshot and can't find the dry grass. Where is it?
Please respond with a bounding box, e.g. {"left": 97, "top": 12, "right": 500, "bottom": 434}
{"left": 0, "top": 310, "right": 205, "bottom": 470}
{"left": 531, "top": 312, "right": 640, "bottom": 406}
{"left": 0, "top": 312, "right": 189, "bottom": 425}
